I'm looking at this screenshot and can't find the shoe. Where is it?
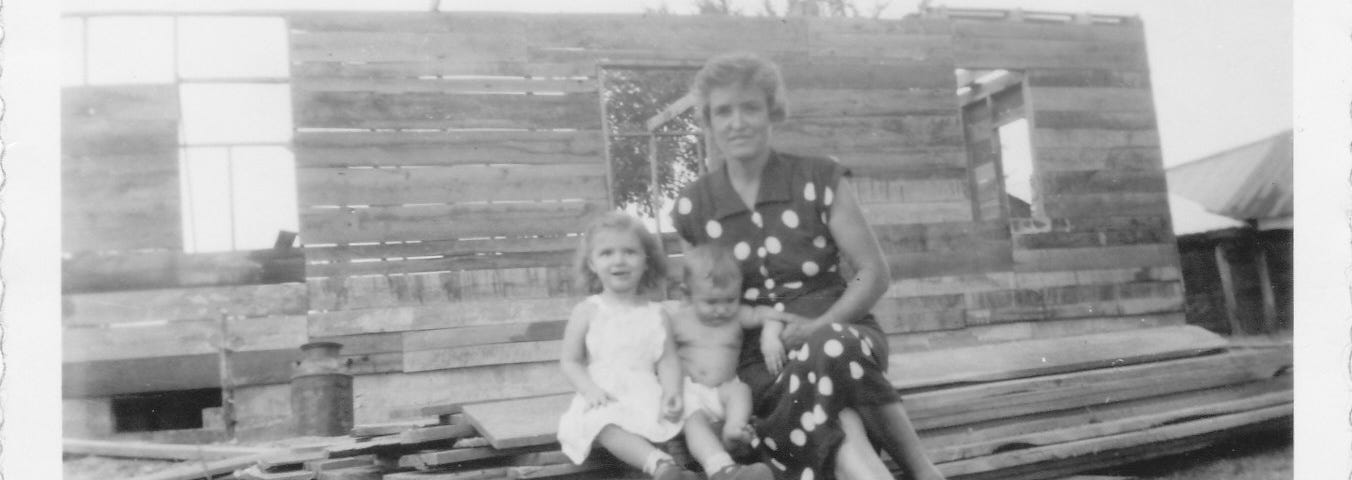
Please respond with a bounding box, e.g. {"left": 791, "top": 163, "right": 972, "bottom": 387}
{"left": 709, "top": 463, "right": 774, "bottom": 480}
{"left": 654, "top": 460, "right": 703, "bottom": 480}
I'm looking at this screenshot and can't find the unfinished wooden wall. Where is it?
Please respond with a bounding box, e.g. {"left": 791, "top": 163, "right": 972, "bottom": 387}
{"left": 287, "top": 12, "right": 1004, "bottom": 419}
{"left": 61, "top": 86, "right": 307, "bottom": 440}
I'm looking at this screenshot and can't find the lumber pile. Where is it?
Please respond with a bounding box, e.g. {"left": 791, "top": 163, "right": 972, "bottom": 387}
{"left": 218, "top": 326, "right": 1289, "bottom": 480}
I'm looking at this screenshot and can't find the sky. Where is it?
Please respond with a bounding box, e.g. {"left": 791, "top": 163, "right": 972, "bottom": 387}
{"left": 5, "top": 0, "right": 1343, "bottom": 478}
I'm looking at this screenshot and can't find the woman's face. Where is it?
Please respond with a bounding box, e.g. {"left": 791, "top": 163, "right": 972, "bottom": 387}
{"left": 708, "top": 82, "right": 773, "bottom": 165}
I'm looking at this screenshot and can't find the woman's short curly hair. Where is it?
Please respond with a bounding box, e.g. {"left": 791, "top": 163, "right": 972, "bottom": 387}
{"left": 690, "top": 52, "right": 789, "bottom": 126}
{"left": 574, "top": 211, "right": 668, "bottom": 295}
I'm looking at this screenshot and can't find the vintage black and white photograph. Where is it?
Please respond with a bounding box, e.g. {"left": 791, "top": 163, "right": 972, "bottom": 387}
{"left": 4, "top": 0, "right": 1337, "bottom": 478}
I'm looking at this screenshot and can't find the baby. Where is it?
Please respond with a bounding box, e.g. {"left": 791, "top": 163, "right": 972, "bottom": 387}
{"left": 664, "top": 244, "right": 795, "bottom": 478}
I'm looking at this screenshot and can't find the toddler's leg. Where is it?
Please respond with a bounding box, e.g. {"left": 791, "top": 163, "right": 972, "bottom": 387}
{"left": 596, "top": 426, "right": 697, "bottom": 480}
{"left": 717, "top": 380, "right": 754, "bottom": 451}
{"left": 685, "top": 411, "right": 773, "bottom": 480}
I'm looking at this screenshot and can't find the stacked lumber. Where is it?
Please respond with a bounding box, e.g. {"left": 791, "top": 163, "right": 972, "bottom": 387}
{"left": 224, "top": 326, "right": 1289, "bottom": 480}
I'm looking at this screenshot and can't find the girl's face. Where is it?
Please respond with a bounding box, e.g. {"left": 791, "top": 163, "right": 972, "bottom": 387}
{"left": 587, "top": 228, "right": 648, "bottom": 295}
{"left": 708, "top": 82, "right": 773, "bottom": 165}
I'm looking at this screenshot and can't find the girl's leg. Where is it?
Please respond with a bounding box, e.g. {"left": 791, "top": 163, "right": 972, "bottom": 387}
{"left": 595, "top": 425, "right": 678, "bottom": 476}
{"left": 833, "top": 408, "right": 894, "bottom": 480}
{"left": 858, "top": 402, "right": 946, "bottom": 480}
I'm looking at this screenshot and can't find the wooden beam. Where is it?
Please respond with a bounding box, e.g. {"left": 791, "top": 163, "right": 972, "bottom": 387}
{"left": 62, "top": 438, "right": 273, "bottom": 461}
{"left": 1214, "top": 243, "right": 1245, "bottom": 336}
{"left": 1255, "top": 243, "right": 1280, "bottom": 334}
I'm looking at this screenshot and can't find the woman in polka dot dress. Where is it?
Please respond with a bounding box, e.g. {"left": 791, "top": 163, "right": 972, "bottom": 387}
{"left": 671, "top": 53, "right": 946, "bottom": 480}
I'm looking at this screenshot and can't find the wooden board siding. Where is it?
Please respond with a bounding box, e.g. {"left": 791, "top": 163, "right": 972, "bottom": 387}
{"left": 273, "top": 12, "right": 1188, "bottom": 427}
{"left": 62, "top": 85, "right": 182, "bottom": 253}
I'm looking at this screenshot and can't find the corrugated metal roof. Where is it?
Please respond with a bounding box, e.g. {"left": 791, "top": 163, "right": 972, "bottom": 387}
{"left": 1167, "top": 130, "right": 1293, "bottom": 223}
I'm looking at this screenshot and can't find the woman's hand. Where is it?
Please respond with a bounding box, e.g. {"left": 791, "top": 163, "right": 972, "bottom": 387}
{"left": 583, "top": 387, "right": 614, "bottom": 411}
{"left": 781, "top": 319, "right": 831, "bottom": 350}
{"left": 660, "top": 390, "right": 683, "bottom": 422}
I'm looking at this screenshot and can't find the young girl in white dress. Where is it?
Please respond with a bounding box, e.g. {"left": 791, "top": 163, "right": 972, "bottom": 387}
{"left": 557, "top": 212, "right": 700, "bottom": 480}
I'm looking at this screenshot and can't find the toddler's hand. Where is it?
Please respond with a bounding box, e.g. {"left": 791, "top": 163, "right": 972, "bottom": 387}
{"left": 583, "top": 387, "right": 614, "bottom": 410}
{"left": 660, "top": 391, "right": 683, "bottom": 423}
{"left": 761, "top": 336, "right": 786, "bottom": 376}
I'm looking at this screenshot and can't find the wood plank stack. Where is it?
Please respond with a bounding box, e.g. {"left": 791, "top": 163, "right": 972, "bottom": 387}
{"left": 225, "top": 327, "right": 1289, "bottom": 480}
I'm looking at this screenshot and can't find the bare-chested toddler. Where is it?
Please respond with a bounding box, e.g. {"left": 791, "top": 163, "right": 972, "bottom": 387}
{"left": 663, "top": 244, "right": 799, "bottom": 477}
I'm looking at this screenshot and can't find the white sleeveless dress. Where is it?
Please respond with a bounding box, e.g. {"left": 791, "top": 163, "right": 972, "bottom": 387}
{"left": 557, "top": 295, "right": 683, "bottom": 464}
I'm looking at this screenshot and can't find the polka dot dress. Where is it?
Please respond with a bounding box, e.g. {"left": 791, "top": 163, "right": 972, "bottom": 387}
{"left": 673, "top": 152, "right": 901, "bottom": 480}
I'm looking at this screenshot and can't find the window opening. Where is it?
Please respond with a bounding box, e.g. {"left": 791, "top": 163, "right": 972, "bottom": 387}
{"left": 599, "top": 66, "right": 705, "bottom": 233}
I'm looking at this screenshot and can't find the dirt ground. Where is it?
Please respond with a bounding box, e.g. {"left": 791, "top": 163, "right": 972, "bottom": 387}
{"left": 1099, "top": 432, "right": 1293, "bottom": 480}
{"left": 63, "top": 435, "right": 1294, "bottom": 480}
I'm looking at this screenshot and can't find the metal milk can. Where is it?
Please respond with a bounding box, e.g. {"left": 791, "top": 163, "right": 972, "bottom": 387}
{"left": 291, "top": 341, "right": 354, "bottom": 436}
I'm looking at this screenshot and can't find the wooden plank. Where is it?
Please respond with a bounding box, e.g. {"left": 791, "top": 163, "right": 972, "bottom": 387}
{"left": 63, "top": 85, "right": 180, "bottom": 122}
{"left": 888, "top": 240, "right": 1014, "bottom": 279}
{"left": 299, "top": 200, "right": 606, "bottom": 245}
{"left": 288, "top": 12, "right": 528, "bottom": 33}
{"left": 62, "top": 438, "right": 274, "bottom": 460}
{"left": 889, "top": 313, "right": 1185, "bottom": 353}
{"left": 781, "top": 59, "right": 956, "bottom": 90}
{"left": 128, "top": 451, "right": 287, "bottom": 480}
{"left": 1012, "top": 244, "right": 1179, "bottom": 272}
{"left": 297, "top": 164, "right": 607, "bottom": 206}
{"left": 383, "top": 468, "right": 510, "bottom": 480}
{"left": 293, "top": 77, "right": 596, "bottom": 95}
{"left": 294, "top": 130, "right": 603, "bottom": 167}
{"left": 905, "top": 348, "right": 1290, "bottom": 430}
{"left": 864, "top": 201, "right": 974, "bottom": 225}
{"left": 306, "top": 251, "right": 574, "bottom": 278}
{"left": 950, "top": 20, "right": 1145, "bottom": 44}
{"left": 292, "top": 61, "right": 595, "bottom": 80}
{"left": 777, "top": 115, "right": 965, "bottom": 152}
{"left": 63, "top": 283, "right": 309, "bottom": 327}
{"left": 936, "top": 405, "right": 1292, "bottom": 478}
{"left": 886, "top": 272, "right": 1015, "bottom": 297}
{"left": 305, "top": 272, "right": 575, "bottom": 315}
{"left": 1033, "top": 128, "right": 1160, "bottom": 148}
{"left": 290, "top": 31, "right": 527, "bottom": 63}
{"left": 460, "top": 394, "right": 573, "bottom": 450}
{"left": 836, "top": 151, "right": 971, "bottom": 180}
{"left": 350, "top": 365, "right": 573, "bottom": 426}
{"left": 792, "top": 89, "right": 958, "bottom": 117}
{"left": 318, "top": 466, "right": 381, "bottom": 480}
{"left": 854, "top": 177, "right": 971, "bottom": 204}
{"left": 1033, "top": 111, "right": 1156, "bottom": 130}
{"left": 807, "top": 31, "right": 953, "bottom": 61}
{"left": 929, "top": 391, "right": 1291, "bottom": 463}
{"left": 953, "top": 38, "right": 1148, "bottom": 70}
{"left": 872, "top": 220, "right": 1011, "bottom": 255}
{"left": 892, "top": 327, "right": 1233, "bottom": 392}
{"left": 304, "top": 236, "right": 577, "bottom": 264}
{"left": 1041, "top": 192, "right": 1170, "bottom": 218}
{"left": 403, "top": 320, "right": 568, "bottom": 351}
{"left": 63, "top": 118, "right": 179, "bottom": 156}
{"left": 1026, "top": 69, "right": 1151, "bottom": 89}
{"left": 403, "top": 340, "right": 561, "bottom": 372}
{"left": 63, "top": 248, "right": 304, "bottom": 294}
{"left": 293, "top": 91, "right": 600, "bottom": 130}
{"left": 63, "top": 151, "right": 183, "bottom": 253}
{"left": 1033, "top": 146, "right": 1162, "bottom": 172}
{"left": 522, "top": 14, "right": 810, "bottom": 58}
{"left": 920, "top": 374, "right": 1291, "bottom": 449}
{"left": 63, "top": 348, "right": 297, "bottom": 397}
{"left": 1029, "top": 87, "right": 1154, "bottom": 113}
{"left": 399, "top": 424, "right": 479, "bottom": 444}
{"left": 63, "top": 314, "right": 308, "bottom": 363}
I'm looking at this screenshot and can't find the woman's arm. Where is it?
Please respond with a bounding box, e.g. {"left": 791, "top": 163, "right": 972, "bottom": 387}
{"left": 559, "top": 301, "right": 609, "bottom": 407}
{"left": 784, "top": 178, "right": 890, "bottom": 345}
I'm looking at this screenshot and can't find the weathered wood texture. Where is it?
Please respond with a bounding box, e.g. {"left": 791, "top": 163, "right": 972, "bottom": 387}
{"left": 289, "top": 13, "right": 962, "bottom": 281}
{"left": 62, "top": 85, "right": 183, "bottom": 253}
